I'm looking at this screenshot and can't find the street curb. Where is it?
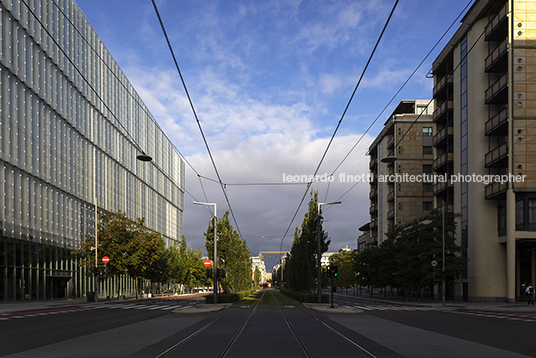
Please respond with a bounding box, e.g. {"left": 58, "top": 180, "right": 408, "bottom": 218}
{"left": 172, "top": 303, "right": 232, "bottom": 314}
{"left": 303, "top": 303, "right": 363, "bottom": 314}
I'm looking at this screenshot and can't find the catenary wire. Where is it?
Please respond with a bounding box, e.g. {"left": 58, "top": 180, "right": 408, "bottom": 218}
{"left": 151, "top": 0, "right": 252, "bottom": 253}
{"left": 278, "top": 0, "right": 399, "bottom": 252}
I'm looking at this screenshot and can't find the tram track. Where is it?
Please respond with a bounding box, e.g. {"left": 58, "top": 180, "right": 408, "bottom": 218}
{"left": 152, "top": 289, "right": 380, "bottom": 358}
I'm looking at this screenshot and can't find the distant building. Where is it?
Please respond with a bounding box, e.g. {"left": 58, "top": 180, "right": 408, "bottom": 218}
{"left": 252, "top": 255, "right": 267, "bottom": 283}
{"left": 367, "top": 100, "right": 435, "bottom": 245}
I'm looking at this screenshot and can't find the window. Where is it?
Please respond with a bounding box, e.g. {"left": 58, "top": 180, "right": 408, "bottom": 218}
{"left": 423, "top": 146, "right": 433, "bottom": 155}
{"left": 417, "top": 105, "right": 428, "bottom": 114}
{"left": 423, "top": 202, "right": 433, "bottom": 211}
{"left": 529, "top": 199, "right": 536, "bottom": 224}
{"left": 423, "top": 183, "right": 433, "bottom": 192}
{"left": 423, "top": 127, "right": 433, "bottom": 136}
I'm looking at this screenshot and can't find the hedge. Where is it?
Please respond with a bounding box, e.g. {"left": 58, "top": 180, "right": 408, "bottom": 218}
{"left": 204, "top": 289, "right": 255, "bottom": 304}
{"left": 280, "top": 288, "right": 329, "bottom": 303}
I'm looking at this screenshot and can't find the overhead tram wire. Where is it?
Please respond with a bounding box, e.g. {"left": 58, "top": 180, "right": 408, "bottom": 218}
{"left": 152, "top": 0, "right": 251, "bottom": 253}
{"left": 278, "top": 0, "right": 399, "bottom": 252}
{"left": 326, "top": 0, "right": 474, "bottom": 180}
{"left": 324, "top": 2, "right": 487, "bottom": 214}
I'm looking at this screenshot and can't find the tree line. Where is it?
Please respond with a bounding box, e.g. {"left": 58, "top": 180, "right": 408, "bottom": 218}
{"left": 277, "top": 199, "right": 466, "bottom": 299}
{"left": 74, "top": 209, "right": 252, "bottom": 298}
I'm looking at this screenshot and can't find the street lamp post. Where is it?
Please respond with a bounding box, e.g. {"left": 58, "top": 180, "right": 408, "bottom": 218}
{"left": 193, "top": 202, "right": 218, "bottom": 304}
{"left": 93, "top": 148, "right": 152, "bottom": 302}
{"left": 317, "top": 201, "right": 341, "bottom": 304}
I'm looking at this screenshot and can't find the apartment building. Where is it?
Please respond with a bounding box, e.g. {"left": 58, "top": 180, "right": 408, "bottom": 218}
{"left": 431, "top": 0, "right": 536, "bottom": 302}
{"left": 0, "top": 0, "right": 185, "bottom": 301}
{"left": 367, "top": 100, "right": 435, "bottom": 246}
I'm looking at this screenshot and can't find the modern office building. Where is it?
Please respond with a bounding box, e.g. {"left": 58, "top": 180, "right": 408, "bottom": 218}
{"left": 367, "top": 100, "right": 435, "bottom": 245}
{"left": 0, "top": 0, "right": 185, "bottom": 301}
{"left": 430, "top": 0, "right": 536, "bottom": 302}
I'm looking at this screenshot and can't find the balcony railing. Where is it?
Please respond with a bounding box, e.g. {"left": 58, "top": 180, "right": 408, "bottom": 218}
{"left": 485, "top": 2, "right": 508, "bottom": 41}
{"left": 485, "top": 143, "right": 508, "bottom": 168}
{"left": 387, "top": 209, "right": 395, "bottom": 220}
{"left": 485, "top": 181, "right": 508, "bottom": 200}
{"left": 369, "top": 157, "right": 377, "bottom": 170}
{"left": 369, "top": 189, "right": 377, "bottom": 200}
{"left": 433, "top": 126, "right": 453, "bottom": 147}
{"left": 433, "top": 152, "right": 453, "bottom": 172}
{"left": 433, "top": 74, "right": 454, "bottom": 99}
{"left": 485, "top": 107, "right": 508, "bottom": 136}
{"left": 433, "top": 180, "right": 453, "bottom": 195}
{"left": 485, "top": 38, "right": 508, "bottom": 73}
{"left": 433, "top": 100, "right": 453, "bottom": 122}
{"left": 370, "top": 221, "right": 377, "bottom": 230}
{"left": 387, "top": 136, "right": 394, "bottom": 150}
{"left": 370, "top": 205, "right": 377, "bottom": 215}
{"left": 387, "top": 190, "right": 395, "bottom": 202}
{"left": 485, "top": 73, "right": 508, "bottom": 104}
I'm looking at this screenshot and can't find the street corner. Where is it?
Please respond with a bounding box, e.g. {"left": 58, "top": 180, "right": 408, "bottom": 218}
{"left": 303, "top": 303, "right": 363, "bottom": 314}
{"left": 172, "top": 303, "right": 232, "bottom": 314}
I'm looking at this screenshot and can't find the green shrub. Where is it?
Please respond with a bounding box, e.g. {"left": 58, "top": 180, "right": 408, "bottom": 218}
{"left": 204, "top": 289, "right": 255, "bottom": 304}
{"left": 280, "top": 288, "right": 329, "bottom": 303}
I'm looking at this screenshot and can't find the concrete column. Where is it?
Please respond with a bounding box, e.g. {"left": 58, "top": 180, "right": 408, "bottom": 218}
{"left": 530, "top": 247, "right": 536, "bottom": 287}
{"left": 506, "top": 188, "right": 516, "bottom": 303}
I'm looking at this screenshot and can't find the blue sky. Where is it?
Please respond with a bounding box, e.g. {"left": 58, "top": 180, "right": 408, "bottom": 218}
{"left": 75, "top": 0, "right": 473, "bottom": 271}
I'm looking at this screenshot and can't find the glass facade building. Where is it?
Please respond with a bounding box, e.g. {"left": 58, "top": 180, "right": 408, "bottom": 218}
{"left": 0, "top": 0, "right": 184, "bottom": 301}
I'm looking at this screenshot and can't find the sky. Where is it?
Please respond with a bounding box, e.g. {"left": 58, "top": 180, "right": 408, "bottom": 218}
{"left": 74, "top": 0, "right": 474, "bottom": 272}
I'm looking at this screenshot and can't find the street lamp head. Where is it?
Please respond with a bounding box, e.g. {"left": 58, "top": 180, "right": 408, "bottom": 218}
{"left": 381, "top": 156, "right": 397, "bottom": 164}
{"left": 136, "top": 153, "right": 153, "bottom": 162}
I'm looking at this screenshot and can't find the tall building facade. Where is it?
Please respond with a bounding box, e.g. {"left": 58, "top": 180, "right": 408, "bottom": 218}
{"left": 367, "top": 100, "right": 435, "bottom": 245}
{"left": 0, "top": 0, "right": 185, "bottom": 301}
{"left": 431, "top": 0, "right": 535, "bottom": 302}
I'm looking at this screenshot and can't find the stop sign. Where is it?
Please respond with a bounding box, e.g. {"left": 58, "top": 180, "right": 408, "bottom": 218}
{"left": 102, "top": 256, "right": 110, "bottom": 264}
{"left": 204, "top": 259, "right": 212, "bottom": 267}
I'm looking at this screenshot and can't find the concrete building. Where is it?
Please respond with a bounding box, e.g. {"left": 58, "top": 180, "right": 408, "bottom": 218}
{"left": 431, "top": 0, "right": 536, "bottom": 302}
{"left": 368, "top": 100, "right": 435, "bottom": 245}
{"left": 252, "top": 255, "right": 267, "bottom": 283}
{"left": 0, "top": 0, "right": 184, "bottom": 301}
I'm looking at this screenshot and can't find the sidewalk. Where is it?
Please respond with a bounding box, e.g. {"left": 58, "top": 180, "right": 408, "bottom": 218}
{"left": 0, "top": 293, "right": 207, "bottom": 315}
{"left": 330, "top": 289, "right": 536, "bottom": 314}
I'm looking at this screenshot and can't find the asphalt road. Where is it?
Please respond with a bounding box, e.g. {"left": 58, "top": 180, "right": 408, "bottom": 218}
{"left": 1, "top": 293, "right": 536, "bottom": 357}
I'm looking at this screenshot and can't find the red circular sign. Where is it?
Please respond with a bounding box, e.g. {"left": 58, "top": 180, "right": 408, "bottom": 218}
{"left": 102, "top": 256, "right": 110, "bottom": 264}
{"left": 431, "top": 260, "right": 438, "bottom": 267}
{"left": 204, "top": 259, "right": 212, "bottom": 267}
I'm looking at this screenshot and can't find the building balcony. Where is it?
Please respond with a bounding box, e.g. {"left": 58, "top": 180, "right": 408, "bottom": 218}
{"left": 387, "top": 136, "right": 394, "bottom": 150}
{"left": 387, "top": 209, "right": 395, "bottom": 220}
{"left": 369, "top": 157, "right": 377, "bottom": 170}
{"left": 485, "top": 39, "right": 508, "bottom": 73}
{"left": 387, "top": 190, "right": 395, "bottom": 202}
{"left": 370, "top": 205, "right": 377, "bottom": 215}
{"left": 433, "top": 100, "right": 453, "bottom": 123}
{"left": 370, "top": 220, "right": 377, "bottom": 230}
{"left": 433, "top": 180, "right": 453, "bottom": 196}
{"left": 485, "top": 143, "right": 508, "bottom": 168}
{"left": 485, "top": 73, "right": 508, "bottom": 105}
{"left": 485, "top": 107, "right": 508, "bottom": 136}
{"left": 433, "top": 126, "right": 453, "bottom": 147}
{"left": 433, "top": 152, "right": 453, "bottom": 172}
{"left": 485, "top": 181, "right": 508, "bottom": 200}
{"left": 485, "top": 2, "right": 508, "bottom": 42}
{"left": 433, "top": 75, "right": 454, "bottom": 100}
{"left": 369, "top": 189, "right": 377, "bottom": 200}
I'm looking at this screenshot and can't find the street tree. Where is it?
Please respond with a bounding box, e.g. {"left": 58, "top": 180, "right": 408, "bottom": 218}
{"left": 286, "top": 191, "right": 330, "bottom": 292}
{"left": 205, "top": 211, "right": 252, "bottom": 293}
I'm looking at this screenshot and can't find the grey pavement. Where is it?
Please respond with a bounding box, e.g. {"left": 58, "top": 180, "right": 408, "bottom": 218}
{"left": 0, "top": 293, "right": 208, "bottom": 315}
{"left": 3, "top": 289, "right": 536, "bottom": 315}
{"left": 330, "top": 289, "right": 536, "bottom": 314}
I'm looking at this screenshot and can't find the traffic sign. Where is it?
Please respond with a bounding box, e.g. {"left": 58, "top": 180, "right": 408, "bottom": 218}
{"left": 102, "top": 256, "right": 110, "bottom": 264}
{"left": 431, "top": 260, "right": 438, "bottom": 267}
{"left": 204, "top": 259, "right": 212, "bottom": 267}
